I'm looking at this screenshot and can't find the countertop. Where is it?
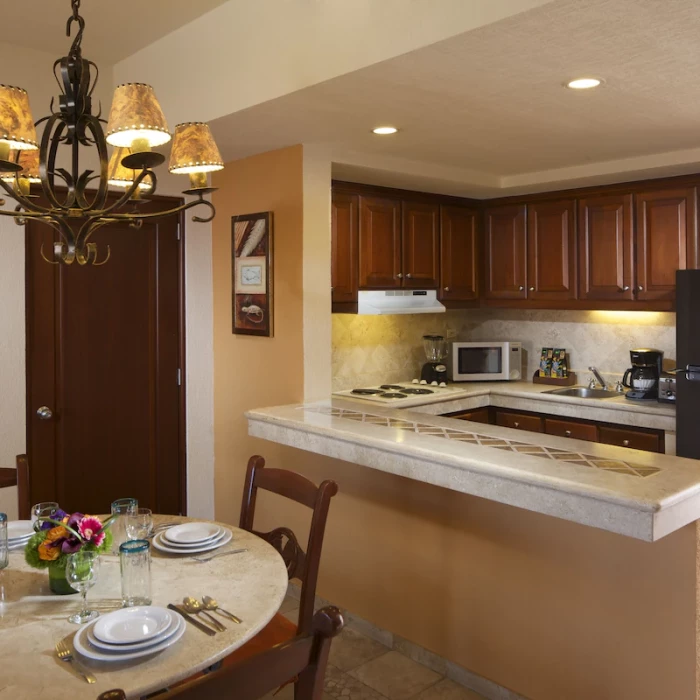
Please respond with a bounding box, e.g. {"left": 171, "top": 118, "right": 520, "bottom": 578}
{"left": 246, "top": 396, "right": 696, "bottom": 542}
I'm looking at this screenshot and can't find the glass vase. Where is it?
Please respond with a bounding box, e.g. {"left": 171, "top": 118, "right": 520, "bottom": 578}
{"left": 48, "top": 565, "right": 77, "bottom": 595}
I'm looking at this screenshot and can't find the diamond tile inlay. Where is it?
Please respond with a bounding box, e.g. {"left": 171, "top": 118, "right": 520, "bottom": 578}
{"left": 305, "top": 406, "right": 661, "bottom": 478}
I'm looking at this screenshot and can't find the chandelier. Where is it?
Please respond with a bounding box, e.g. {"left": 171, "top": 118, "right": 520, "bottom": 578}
{"left": 0, "top": 0, "right": 224, "bottom": 265}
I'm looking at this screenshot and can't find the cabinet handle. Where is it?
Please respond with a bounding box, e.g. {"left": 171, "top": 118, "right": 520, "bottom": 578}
{"left": 620, "top": 286, "right": 630, "bottom": 292}
{"left": 514, "top": 421, "right": 520, "bottom": 428}
{"left": 565, "top": 430, "right": 572, "bottom": 436}
{"left": 444, "top": 286, "right": 450, "bottom": 292}
{"left": 529, "top": 286, "right": 535, "bottom": 292}
{"left": 396, "top": 273, "right": 403, "bottom": 279}
{"left": 623, "top": 439, "right": 630, "bottom": 446}
{"left": 518, "top": 286, "right": 525, "bottom": 291}
{"left": 406, "top": 273, "right": 412, "bottom": 279}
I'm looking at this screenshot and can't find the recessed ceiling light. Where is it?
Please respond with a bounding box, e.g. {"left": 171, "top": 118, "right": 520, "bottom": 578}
{"left": 566, "top": 78, "right": 602, "bottom": 90}
{"left": 372, "top": 126, "right": 398, "bottom": 135}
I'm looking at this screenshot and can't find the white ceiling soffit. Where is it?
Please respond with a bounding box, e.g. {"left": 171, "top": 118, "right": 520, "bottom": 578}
{"left": 210, "top": 0, "right": 700, "bottom": 196}
{"left": 0, "top": 0, "right": 229, "bottom": 63}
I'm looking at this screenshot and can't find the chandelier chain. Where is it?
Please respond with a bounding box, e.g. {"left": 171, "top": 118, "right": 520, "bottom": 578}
{"left": 72, "top": 0, "right": 81, "bottom": 20}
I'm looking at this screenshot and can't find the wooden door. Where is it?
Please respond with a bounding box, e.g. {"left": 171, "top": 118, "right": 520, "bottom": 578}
{"left": 635, "top": 188, "right": 695, "bottom": 302}
{"left": 26, "top": 197, "right": 185, "bottom": 515}
{"left": 401, "top": 201, "right": 439, "bottom": 288}
{"left": 331, "top": 192, "right": 359, "bottom": 303}
{"left": 483, "top": 205, "right": 527, "bottom": 299}
{"left": 527, "top": 199, "right": 576, "bottom": 300}
{"left": 358, "top": 196, "right": 401, "bottom": 288}
{"left": 439, "top": 205, "right": 479, "bottom": 301}
{"left": 578, "top": 193, "right": 634, "bottom": 301}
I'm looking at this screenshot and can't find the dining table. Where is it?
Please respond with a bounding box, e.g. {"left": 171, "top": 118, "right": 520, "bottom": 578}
{"left": 0, "top": 515, "right": 289, "bottom": 700}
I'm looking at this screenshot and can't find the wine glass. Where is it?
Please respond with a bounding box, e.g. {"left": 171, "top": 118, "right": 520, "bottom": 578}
{"left": 126, "top": 508, "right": 153, "bottom": 541}
{"left": 65, "top": 551, "right": 101, "bottom": 624}
{"left": 31, "top": 502, "right": 60, "bottom": 532}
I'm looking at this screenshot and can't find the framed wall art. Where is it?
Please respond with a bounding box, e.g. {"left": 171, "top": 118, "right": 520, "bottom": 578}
{"left": 231, "top": 211, "right": 274, "bottom": 336}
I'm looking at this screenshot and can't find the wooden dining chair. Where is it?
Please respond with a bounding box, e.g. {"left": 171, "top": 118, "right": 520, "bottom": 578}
{"left": 0, "top": 455, "right": 30, "bottom": 519}
{"left": 97, "top": 606, "right": 343, "bottom": 700}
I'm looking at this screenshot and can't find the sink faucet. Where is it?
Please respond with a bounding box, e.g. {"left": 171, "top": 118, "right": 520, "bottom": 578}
{"left": 588, "top": 366, "right": 609, "bottom": 390}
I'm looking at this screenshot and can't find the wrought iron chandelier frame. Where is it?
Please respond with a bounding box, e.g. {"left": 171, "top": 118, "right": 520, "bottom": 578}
{"left": 0, "top": 0, "right": 216, "bottom": 265}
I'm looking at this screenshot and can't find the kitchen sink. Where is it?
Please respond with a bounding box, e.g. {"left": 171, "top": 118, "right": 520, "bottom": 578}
{"left": 543, "top": 387, "right": 620, "bottom": 399}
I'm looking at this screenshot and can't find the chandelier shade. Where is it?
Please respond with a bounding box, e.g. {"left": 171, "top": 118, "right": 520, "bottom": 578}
{"left": 169, "top": 122, "right": 224, "bottom": 175}
{"left": 1, "top": 148, "right": 41, "bottom": 183}
{"left": 0, "top": 85, "right": 38, "bottom": 155}
{"left": 106, "top": 83, "right": 171, "bottom": 149}
{"left": 107, "top": 148, "right": 152, "bottom": 190}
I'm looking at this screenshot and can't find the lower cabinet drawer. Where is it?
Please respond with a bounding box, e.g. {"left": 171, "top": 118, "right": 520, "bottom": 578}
{"left": 598, "top": 426, "right": 662, "bottom": 453}
{"left": 545, "top": 418, "right": 598, "bottom": 442}
{"left": 495, "top": 411, "right": 543, "bottom": 432}
{"left": 451, "top": 408, "right": 491, "bottom": 424}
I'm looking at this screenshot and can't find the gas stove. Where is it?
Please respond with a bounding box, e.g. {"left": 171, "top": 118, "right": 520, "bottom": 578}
{"left": 333, "top": 381, "right": 467, "bottom": 406}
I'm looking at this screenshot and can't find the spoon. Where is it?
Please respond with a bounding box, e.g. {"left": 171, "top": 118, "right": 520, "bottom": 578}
{"left": 202, "top": 595, "right": 242, "bottom": 624}
{"left": 182, "top": 597, "right": 226, "bottom": 631}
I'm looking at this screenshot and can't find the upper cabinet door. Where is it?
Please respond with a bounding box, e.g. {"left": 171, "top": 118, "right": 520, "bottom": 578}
{"left": 483, "top": 205, "right": 527, "bottom": 299}
{"left": 578, "top": 194, "right": 634, "bottom": 301}
{"left": 331, "top": 192, "right": 359, "bottom": 303}
{"left": 635, "top": 187, "right": 696, "bottom": 302}
{"left": 440, "top": 205, "right": 479, "bottom": 301}
{"left": 402, "top": 201, "right": 439, "bottom": 288}
{"left": 358, "top": 196, "right": 402, "bottom": 289}
{"left": 527, "top": 199, "right": 577, "bottom": 301}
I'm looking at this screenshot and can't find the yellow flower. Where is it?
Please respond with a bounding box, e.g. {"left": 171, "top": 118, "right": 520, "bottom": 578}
{"left": 38, "top": 540, "right": 60, "bottom": 561}
{"left": 45, "top": 526, "right": 68, "bottom": 543}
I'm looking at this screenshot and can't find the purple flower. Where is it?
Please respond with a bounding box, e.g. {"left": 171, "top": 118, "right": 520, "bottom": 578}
{"left": 40, "top": 508, "right": 68, "bottom": 531}
{"left": 67, "top": 512, "right": 84, "bottom": 530}
{"left": 61, "top": 538, "right": 83, "bottom": 554}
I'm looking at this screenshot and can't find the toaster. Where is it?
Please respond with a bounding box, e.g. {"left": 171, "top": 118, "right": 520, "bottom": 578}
{"left": 658, "top": 373, "right": 677, "bottom": 404}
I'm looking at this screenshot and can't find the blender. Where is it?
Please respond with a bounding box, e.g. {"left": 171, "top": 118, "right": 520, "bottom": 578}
{"left": 420, "top": 335, "right": 448, "bottom": 385}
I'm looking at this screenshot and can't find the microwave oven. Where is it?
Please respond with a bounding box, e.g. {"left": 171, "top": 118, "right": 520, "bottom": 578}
{"left": 449, "top": 342, "right": 522, "bottom": 382}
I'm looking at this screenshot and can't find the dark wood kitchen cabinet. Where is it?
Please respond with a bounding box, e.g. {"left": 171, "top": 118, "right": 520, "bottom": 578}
{"left": 578, "top": 193, "right": 634, "bottom": 301}
{"left": 402, "top": 201, "right": 439, "bottom": 288}
{"left": 634, "top": 187, "right": 696, "bottom": 302}
{"left": 527, "top": 199, "right": 577, "bottom": 301}
{"left": 358, "top": 196, "right": 402, "bottom": 288}
{"left": 483, "top": 204, "right": 527, "bottom": 300}
{"left": 439, "top": 205, "right": 479, "bottom": 301}
{"left": 331, "top": 192, "right": 359, "bottom": 304}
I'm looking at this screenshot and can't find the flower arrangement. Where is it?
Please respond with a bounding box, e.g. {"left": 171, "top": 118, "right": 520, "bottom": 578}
{"left": 25, "top": 511, "right": 114, "bottom": 571}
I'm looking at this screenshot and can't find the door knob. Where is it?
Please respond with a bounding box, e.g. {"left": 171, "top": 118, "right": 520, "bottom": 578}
{"left": 623, "top": 439, "right": 630, "bottom": 447}
{"left": 518, "top": 286, "right": 525, "bottom": 291}
{"left": 514, "top": 421, "right": 520, "bottom": 428}
{"left": 444, "top": 287, "right": 450, "bottom": 292}
{"left": 406, "top": 273, "right": 412, "bottom": 279}
{"left": 565, "top": 430, "right": 572, "bottom": 437}
{"left": 529, "top": 286, "right": 535, "bottom": 291}
{"left": 637, "top": 285, "right": 644, "bottom": 291}
{"left": 620, "top": 286, "right": 630, "bottom": 292}
{"left": 36, "top": 406, "right": 53, "bottom": 420}
{"left": 396, "top": 273, "right": 403, "bottom": 279}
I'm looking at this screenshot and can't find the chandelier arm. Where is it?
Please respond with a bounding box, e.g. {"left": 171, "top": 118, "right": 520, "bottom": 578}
{"left": 39, "top": 114, "right": 72, "bottom": 211}
{"left": 89, "top": 169, "right": 155, "bottom": 217}
{"left": 0, "top": 180, "right": 51, "bottom": 215}
{"left": 77, "top": 114, "right": 110, "bottom": 211}
{"left": 104, "top": 197, "right": 216, "bottom": 224}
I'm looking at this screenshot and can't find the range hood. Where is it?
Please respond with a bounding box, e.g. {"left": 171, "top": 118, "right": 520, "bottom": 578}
{"left": 357, "top": 290, "right": 446, "bottom": 315}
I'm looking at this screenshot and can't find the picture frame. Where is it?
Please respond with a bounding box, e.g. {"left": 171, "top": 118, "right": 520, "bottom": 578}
{"left": 231, "top": 211, "right": 273, "bottom": 337}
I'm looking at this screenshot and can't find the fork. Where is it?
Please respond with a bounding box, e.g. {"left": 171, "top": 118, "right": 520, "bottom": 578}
{"left": 55, "top": 640, "right": 96, "bottom": 684}
{"left": 191, "top": 548, "right": 247, "bottom": 563}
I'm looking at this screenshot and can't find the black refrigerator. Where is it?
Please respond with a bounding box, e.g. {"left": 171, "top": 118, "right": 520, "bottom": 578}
{"left": 676, "top": 270, "right": 700, "bottom": 459}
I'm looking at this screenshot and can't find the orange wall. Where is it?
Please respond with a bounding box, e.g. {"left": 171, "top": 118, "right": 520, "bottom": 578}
{"left": 212, "top": 146, "right": 697, "bottom": 699}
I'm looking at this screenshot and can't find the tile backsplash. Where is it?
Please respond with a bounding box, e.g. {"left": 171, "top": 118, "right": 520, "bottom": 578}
{"left": 331, "top": 309, "right": 676, "bottom": 390}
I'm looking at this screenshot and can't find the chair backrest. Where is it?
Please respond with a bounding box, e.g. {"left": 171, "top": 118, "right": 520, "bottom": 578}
{"left": 97, "top": 606, "right": 343, "bottom": 700}
{"left": 0, "top": 455, "right": 30, "bottom": 519}
{"left": 239, "top": 455, "right": 338, "bottom": 636}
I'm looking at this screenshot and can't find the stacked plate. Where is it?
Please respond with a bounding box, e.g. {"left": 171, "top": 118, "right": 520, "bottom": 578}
{"left": 74, "top": 606, "right": 186, "bottom": 662}
{"left": 152, "top": 522, "right": 232, "bottom": 555}
{"left": 8, "top": 520, "right": 34, "bottom": 551}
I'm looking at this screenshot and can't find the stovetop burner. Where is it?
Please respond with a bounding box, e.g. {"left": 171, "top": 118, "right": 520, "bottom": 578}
{"left": 379, "top": 392, "right": 408, "bottom": 399}
{"left": 401, "top": 388, "right": 434, "bottom": 395}
{"left": 380, "top": 384, "right": 405, "bottom": 390}
{"left": 351, "top": 388, "right": 383, "bottom": 395}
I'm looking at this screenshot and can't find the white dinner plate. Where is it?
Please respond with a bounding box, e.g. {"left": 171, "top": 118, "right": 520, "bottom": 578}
{"left": 152, "top": 528, "right": 232, "bottom": 555}
{"left": 157, "top": 529, "right": 227, "bottom": 550}
{"left": 87, "top": 614, "right": 179, "bottom": 652}
{"left": 8, "top": 521, "right": 33, "bottom": 539}
{"left": 93, "top": 606, "right": 173, "bottom": 645}
{"left": 75, "top": 615, "right": 186, "bottom": 663}
{"left": 163, "top": 522, "right": 222, "bottom": 545}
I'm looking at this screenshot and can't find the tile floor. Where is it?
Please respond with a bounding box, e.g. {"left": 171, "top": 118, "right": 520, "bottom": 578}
{"left": 265, "top": 595, "right": 486, "bottom": 700}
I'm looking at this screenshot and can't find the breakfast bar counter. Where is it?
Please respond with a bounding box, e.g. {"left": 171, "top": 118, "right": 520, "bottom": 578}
{"left": 247, "top": 398, "right": 693, "bottom": 542}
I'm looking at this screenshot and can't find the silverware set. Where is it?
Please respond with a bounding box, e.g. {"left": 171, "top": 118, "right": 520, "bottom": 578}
{"left": 190, "top": 547, "right": 247, "bottom": 563}
{"left": 168, "top": 595, "right": 242, "bottom": 636}
{"left": 55, "top": 639, "right": 96, "bottom": 684}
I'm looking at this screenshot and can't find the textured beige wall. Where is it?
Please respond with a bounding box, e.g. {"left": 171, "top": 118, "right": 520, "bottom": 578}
{"left": 332, "top": 309, "right": 676, "bottom": 390}
{"left": 211, "top": 145, "right": 305, "bottom": 524}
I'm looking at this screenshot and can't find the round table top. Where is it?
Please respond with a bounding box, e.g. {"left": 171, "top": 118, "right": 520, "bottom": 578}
{"left": 0, "top": 515, "right": 288, "bottom": 700}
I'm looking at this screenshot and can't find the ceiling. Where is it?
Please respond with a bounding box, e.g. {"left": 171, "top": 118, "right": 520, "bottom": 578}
{"left": 209, "top": 0, "right": 700, "bottom": 196}
{"left": 1, "top": 0, "right": 229, "bottom": 63}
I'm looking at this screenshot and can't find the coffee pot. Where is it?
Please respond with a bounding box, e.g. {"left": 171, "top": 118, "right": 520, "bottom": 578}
{"left": 622, "top": 348, "right": 663, "bottom": 401}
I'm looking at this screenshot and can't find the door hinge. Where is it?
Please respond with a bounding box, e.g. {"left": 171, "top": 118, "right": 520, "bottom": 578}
{"left": 176, "top": 222, "right": 181, "bottom": 240}
{"left": 177, "top": 368, "right": 182, "bottom": 386}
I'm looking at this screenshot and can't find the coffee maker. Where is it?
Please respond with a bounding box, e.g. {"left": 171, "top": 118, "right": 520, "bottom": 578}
{"left": 420, "top": 335, "right": 448, "bottom": 385}
{"left": 622, "top": 348, "right": 663, "bottom": 401}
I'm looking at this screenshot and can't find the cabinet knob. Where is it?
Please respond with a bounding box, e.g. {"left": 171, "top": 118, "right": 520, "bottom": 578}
{"left": 396, "top": 273, "right": 403, "bottom": 279}
{"left": 529, "top": 286, "right": 535, "bottom": 292}
{"left": 330, "top": 286, "right": 334, "bottom": 292}
{"left": 518, "top": 286, "right": 525, "bottom": 291}
{"left": 444, "top": 287, "right": 450, "bottom": 292}
{"left": 620, "top": 286, "right": 630, "bottom": 292}
{"left": 514, "top": 421, "right": 520, "bottom": 428}
{"left": 565, "top": 430, "right": 572, "bottom": 437}
{"left": 623, "top": 439, "right": 630, "bottom": 446}
{"left": 636, "top": 285, "right": 644, "bottom": 292}
{"left": 406, "top": 273, "right": 412, "bottom": 279}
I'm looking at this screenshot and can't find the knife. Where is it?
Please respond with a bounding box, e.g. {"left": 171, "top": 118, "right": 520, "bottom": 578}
{"left": 167, "top": 603, "right": 216, "bottom": 636}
